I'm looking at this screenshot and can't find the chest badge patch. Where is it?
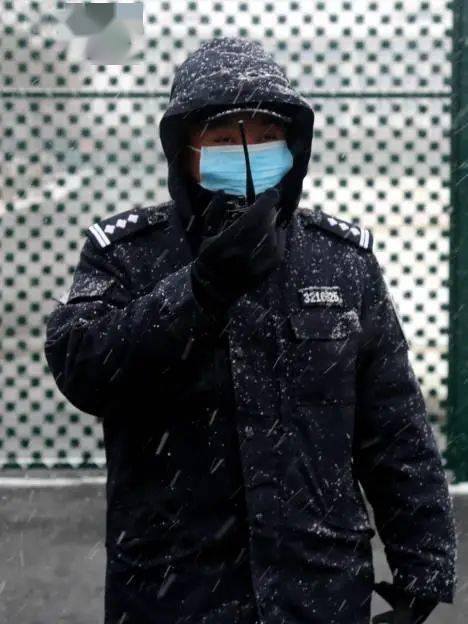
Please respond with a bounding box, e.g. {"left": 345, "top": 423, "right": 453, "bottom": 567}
{"left": 298, "top": 286, "right": 344, "bottom": 307}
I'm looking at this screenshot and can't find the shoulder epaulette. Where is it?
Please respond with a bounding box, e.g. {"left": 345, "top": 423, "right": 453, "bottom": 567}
{"left": 298, "top": 207, "right": 373, "bottom": 252}
{"left": 86, "top": 203, "right": 170, "bottom": 249}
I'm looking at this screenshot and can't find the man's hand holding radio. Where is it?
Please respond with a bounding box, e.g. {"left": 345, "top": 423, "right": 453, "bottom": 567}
{"left": 190, "top": 187, "right": 286, "bottom": 316}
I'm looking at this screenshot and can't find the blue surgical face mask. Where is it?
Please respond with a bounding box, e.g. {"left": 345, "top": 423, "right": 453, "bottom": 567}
{"left": 188, "top": 139, "right": 294, "bottom": 197}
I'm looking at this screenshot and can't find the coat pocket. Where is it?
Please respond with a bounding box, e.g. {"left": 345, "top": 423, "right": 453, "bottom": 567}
{"left": 289, "top": 403, "right": 374, "bottom": 535}
{"left": 287, "top": 308, "right": 362, "bottom": 405}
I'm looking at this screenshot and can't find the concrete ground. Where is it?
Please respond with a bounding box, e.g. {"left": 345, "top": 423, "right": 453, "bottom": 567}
{"left": 0, "top": 470, "right": 466, "bottom": 624}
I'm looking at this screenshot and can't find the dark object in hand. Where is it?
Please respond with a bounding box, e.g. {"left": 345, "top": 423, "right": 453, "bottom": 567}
{"left": 372, "top": 581, "right": 439, "bottom": 624}
{"left": 191, "top": 187, "right": 286, "bottom": 314}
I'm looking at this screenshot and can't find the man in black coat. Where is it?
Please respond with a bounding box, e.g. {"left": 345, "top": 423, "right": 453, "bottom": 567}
{"left": 44, "top": 37, "right": 457, "bottom": 624}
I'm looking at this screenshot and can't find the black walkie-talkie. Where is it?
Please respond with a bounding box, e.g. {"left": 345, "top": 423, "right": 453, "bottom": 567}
{"left": 237, "top": 120, "right": 256, "bottom": 206}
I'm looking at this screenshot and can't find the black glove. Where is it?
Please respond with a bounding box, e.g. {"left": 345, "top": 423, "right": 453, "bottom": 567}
{"left": 191, "top": 187, "right": 286, "bottom": 315}
{"left": 372, "top": 581, "right": 439, "bottom": 624}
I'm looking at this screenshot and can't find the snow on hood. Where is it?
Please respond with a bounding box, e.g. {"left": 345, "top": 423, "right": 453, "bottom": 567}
{"left": 159, "top": 36, "right": 315, "bottom": 240}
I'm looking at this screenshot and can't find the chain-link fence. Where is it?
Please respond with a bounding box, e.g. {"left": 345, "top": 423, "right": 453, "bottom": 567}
{"left": 0, "top": 1, "right": 454, "bottom": 469}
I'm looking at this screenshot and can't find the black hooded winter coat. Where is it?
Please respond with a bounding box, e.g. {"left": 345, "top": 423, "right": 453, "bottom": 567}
{"left": 44, "top": 37, "right": 457, "bottom": 624}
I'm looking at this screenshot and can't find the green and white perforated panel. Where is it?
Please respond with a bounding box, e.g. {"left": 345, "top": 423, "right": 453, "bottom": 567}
{"left": 0, "top": 1, "right": 453, "bottom": 468}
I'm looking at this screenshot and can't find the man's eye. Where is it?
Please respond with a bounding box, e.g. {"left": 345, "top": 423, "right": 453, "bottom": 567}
{"left": 214, "top": 136, "right": 234, "bottom": 143}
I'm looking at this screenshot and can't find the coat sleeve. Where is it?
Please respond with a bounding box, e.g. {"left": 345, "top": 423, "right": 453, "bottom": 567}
{"left": 353, "top": 251, "right": 457, "bottom": 604}
{"left": 44, "top": 235, "right": 228, "bottom": 418}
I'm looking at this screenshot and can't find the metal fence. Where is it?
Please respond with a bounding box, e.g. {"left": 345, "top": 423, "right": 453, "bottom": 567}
{"left": 0, "top": 1, "right": 456, "bottom": 471}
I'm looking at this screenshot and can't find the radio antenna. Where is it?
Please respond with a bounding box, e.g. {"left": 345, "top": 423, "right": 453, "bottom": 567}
{"left": 238, "top": 120, "right": 256, "bottom": 205}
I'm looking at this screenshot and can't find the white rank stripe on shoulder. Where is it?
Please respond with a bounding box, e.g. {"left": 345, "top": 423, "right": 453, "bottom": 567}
{"left": 359, "top": 227, "right": 370, "bottom": 249}
{"left": 88, "top": 223, "right": 112, "bottom": 248}
{"left": 324, "top": 214, "right": 371, "bottom": 250}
